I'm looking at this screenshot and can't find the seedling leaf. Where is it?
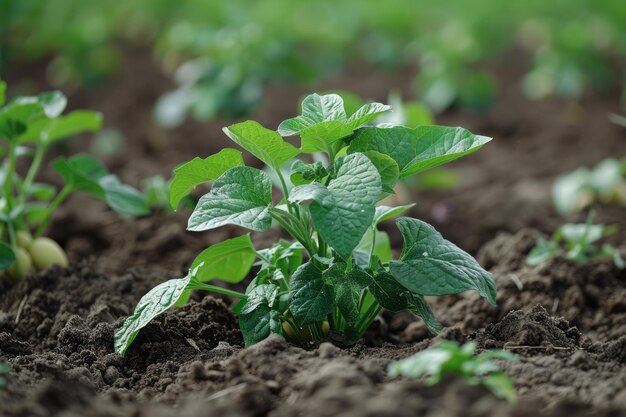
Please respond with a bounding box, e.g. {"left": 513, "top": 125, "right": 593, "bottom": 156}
{"left": 348, "top": 126, "right": 491, "bottom": 177}
{"left": 169, "top": 148, "right": 244, "bottom": 209}
{"left": 0, "top": 242, "right": 16, "bottom": 270}
{"left": 188, "top": 166, "right": 273, "bottom": 232}
{"left": 289, "top": 262, "right": 335, "bottom": 325}
{"left": 390, "top": 217, "right": 496, "bottom": 304}
{"left": 289, "top": 152, "right": 381, "bottom": 259}
{"left": 190, "top": 234, "right": 256, "bottom": 283}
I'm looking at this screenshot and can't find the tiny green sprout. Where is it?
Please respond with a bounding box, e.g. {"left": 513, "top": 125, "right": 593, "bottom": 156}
{"left": 552, "top": 158, "right": 626, "bottom": 215}
{"left": 115, "top": 92, "right": 496, "bottom": 356}
{"left": 0, "top": 363, "right": 10, "bottom": 387}
{"left": 388, "top": 341, "right": 519, "bottom": 402}
{"left": 527, "top": 211, "right": 625, "bottom": 269}
{"left": 0, "top": 81, "right": 149, "bottom": 280}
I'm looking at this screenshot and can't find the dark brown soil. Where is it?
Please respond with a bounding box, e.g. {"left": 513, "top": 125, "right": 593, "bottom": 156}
{"left": 1, "top": 46, "right": 625, "bottom": 416}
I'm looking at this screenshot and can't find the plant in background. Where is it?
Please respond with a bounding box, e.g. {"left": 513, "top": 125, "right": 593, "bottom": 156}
{"left": 115, "top": 92, "right": 496, "bottom": 356}
{"left": 0, "top": 363, "right": 9, "bottom": 387}
{"left": 143, "top": 175, "right": 195, "bottom": 212}
{"left": 0, "top": 81, "right": 149, "bottom": 280}
{"left": 527, "top": 211, "right": 624, "bottom": 268}
{"left": 388, "top": 341, "right": 518, "bottom": 402}
{"left": 553, "top": 158, "right": 626, "bottom": 215}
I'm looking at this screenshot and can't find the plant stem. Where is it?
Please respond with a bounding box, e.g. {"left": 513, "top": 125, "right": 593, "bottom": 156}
{"left": 35, "top": 184, "right": 73, "bottom": 238}
{"left": 188, "top": 281, "right": 248, "bottom": 299}
{"left": 19, "top": 144, "right": 47, "bottom": 205}
{"left": 356, "top": 301, "right": 381, "bottom": 334}
{"left": 3, "top": 142, "right": 17, "bottom": 210}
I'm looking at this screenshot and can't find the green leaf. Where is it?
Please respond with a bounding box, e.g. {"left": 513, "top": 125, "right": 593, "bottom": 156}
{"left": 114, "top": 268, "right": 196, "bottom": 356}
{"left": 370, "top": 271, "right": 411, "bottom": 312}
{"left": 374, "top": 204, "right": 415, "bottom": 225}
{"left": 52, "top": 155, "right": 148, "bottom": 216}
{"left": 329, "top": 267, "right": 372, "bottom": 325}
{"left": 289, "top": 153, "right": 381, "bottom": 259}
{"left": 28, "top": 183, "right": 57, "bottom": 200}
{"left": 0, "top": 101, "right": 44, "bottom": 141}
{"left": 278, "top": 94, "right": 347, "bottom": 135}
{"left": 363, "top": 151, "right": 399, "bottom": 194}
{"left": 240, "top": 287, "right": 282, "bottom": 347}
{"left": 406, "top": 292, "right": 443, "bottom": 334}
{"left": 19, "top": 110, "right": 102, "bottom": 145}
{"left": 355, "top": 228, "right": 393, "bottom": 266}
{"left": 389, "top": 217, "right": 496, "bottom": 304}
{"left": 169, "top": 148, "right": 244, "bottom": 209}
{"left": 483, "top": 372, "right": 517, "bottom": 402}
{"left": 37, "top": 91, "right": 67, "bottom": 118}
{"left": 190, "top": 234, "right": 256, "bottom": 283}
{"left": 348, "top": 126, "right": 491, "bottom": 177}
{"left": 278, "top": 94, "right": 390, "bottom": 153}
{"left": 290, "top": 160, "right": 328, "bottom": 186}
{"left": 187, "top": 166, "right": 273, "bottom": 232}
{"left": 100, "top": 176, "right": 150, "bottom": 216}
{"left": 223, "top": 121, "right": 298, "bottom": 170}
{"left": 526, "top": 238, "right": 560, "bottom": 266}
{"left": 346, "top": 102, "right": 392, "bottom": 129}
{"left": 289, "top": 262, "right": 335, "bottom": 325}
{"left": 0, "top": 242, "right": 16, "bottom": 270}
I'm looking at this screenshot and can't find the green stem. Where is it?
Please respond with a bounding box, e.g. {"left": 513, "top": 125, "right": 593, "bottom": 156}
{"left": 368, "top": 226, "right": 377, "bottom": 268}
{"left": 271, "top": 212, "right": 316, "bottom": 256}
{"left": 357, "top": 301, "right": 382, "bottom": 334}
{"left": 35, "top": 184, "right": 73, "bottom": 238}
{"left": 188, "top": 281, "right": 248, "bottom": 299}
{"left": 3, "top": 142, "right": 17, "bottom": 210}
{"left": 19, "top": 144, "right": 47, "bottom": 205}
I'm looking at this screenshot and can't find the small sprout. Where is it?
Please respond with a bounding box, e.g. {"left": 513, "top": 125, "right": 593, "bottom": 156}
{"left": 527, "top": 211, "right": 624, "bottom": 269}
{"left": 0, "top": 82, "right": 149, "bottom": 280}
{"left": 388, "top": 341, "right": 519, "bottom": 402}
{"left": 115, "top": 92, "right": 495, "bottom": 355}
{"left": 552, "top": 158, "right": 626, "bottom": 215}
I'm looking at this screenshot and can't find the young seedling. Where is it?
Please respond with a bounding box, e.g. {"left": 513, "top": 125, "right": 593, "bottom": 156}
{"left": 115, "top": 92, "right": 496, "bottom": 355}
{"left": 527, "top": 211, "right": 624, "bottom": 268}
{"left": 553, "top": 158, "right": 626, "bottom": 215}
{"left": 388, "top": 341, "right": 518, "bottom": 402}
{"left": 0, "top": 81, "right": 149, "bottom": 280}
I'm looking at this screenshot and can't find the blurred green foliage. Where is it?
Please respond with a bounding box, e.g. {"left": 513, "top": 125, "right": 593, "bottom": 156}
{"left": 2, "top": 0, "right": 625, "bottom": 121}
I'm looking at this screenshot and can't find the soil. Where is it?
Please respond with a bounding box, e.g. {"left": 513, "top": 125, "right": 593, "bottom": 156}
{"left": 1, "top": 45, "right": 625, "bottom": 416}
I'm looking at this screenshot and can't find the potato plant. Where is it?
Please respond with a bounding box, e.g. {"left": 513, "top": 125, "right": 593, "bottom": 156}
{"left": 115, "top": 93, "right": 496, "bottom": 355}
{"left": 0, "top": 82, "right": 149, "bottom": 280}
{"left": 388, "top": 341, "right": 518, "bottom": 402}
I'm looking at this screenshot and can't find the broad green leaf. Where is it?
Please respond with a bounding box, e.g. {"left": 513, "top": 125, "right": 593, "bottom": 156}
{"left": 223, "top": 121, "right": 298, "bottom": 170}
{"left": 100, "top": 176, "right": 150, "bottom": 216}
{"left": 559, "top": 223, "right": 605, "bottom": 245}
{"left": 190, "top": 234, "right": 256, "bottom": 283}
{"left": 290, "top": 160, "right": 328, "bottom": 186}
{"left": 374, "top": 204, "right": 415, "bottom": 225}
{"left": 363, "top": 151, "right": 399, "bottom": 194}
{"left": 0, "top": 101, "right": 44, "bottom": 141}
{"left": 355, "top": 228, "right": 393, "bottom": 266}
{"left": 278, "top": 94, "right": 390, "bottom": 153}
{"left": 346, "top": 102, "right": 392, "bottom": 130}
{"left": 169, "top": 148, "right": 244, "bottom": 209}
{"left": 187, "top": 166, "right": 272, "bottom": 232}
{"left": 19, "top": 110, "right": 102, "bottom": 145}
{"left": 289, "top": 153, "right": 381, "bottom": 259}
{"left": 299, "top": 121, "right": 354, "bottom": 153}
{"left": 389, "top": 217, "right": 496, "bottom": 304}
{"left": 240, "top": 285, "right": 282, "bottom": 347}
{"left": 0, "top": 242, "right": 16, "bottom": 270}
{"left": 370, "top": 272, "right": 441, "bottom": 333}
{"left": 526, "top": 238, "right": 560, "bottom": 267}
{"left": 326, "top": 266, "right": 371, "bottom": 325}
{"left": 483, "top": 372, "right": 517, "bottom": 402}
{"left": 114, "top": 268, "right": 196, "bottom": 356}
{"left": 278, "top": 94, "right": 347, "bottom": 135}
{"left": 348, "top": 126, "right": 491, "bottom": 177}
{"left": 289, "top": 262, "right": 334, "bottom": 325}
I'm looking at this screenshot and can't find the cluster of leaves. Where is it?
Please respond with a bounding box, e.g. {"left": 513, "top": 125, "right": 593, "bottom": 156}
{"left": 527, "top": 212, "right": 624, "bottom": 268}
{"left": 0, "top": 81, "right": 149, "bottom": 279}
{"left": 114, "top": 92, "right": 496, "bottom": 356}
{"left": 388, "top": 341, "right": 518, "bottom": 402}
{"left": 553, "top": 157, "right": 626, "bottom": 215}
